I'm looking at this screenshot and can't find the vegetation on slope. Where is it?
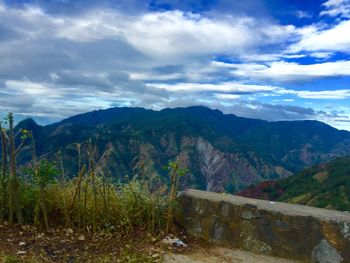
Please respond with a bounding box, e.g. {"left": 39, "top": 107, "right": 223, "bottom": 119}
{"left": 239, "top": 156, "right": 350, "bottom": 211}
{"left": 15, "top": 106, "right": 350, "bottom": 192}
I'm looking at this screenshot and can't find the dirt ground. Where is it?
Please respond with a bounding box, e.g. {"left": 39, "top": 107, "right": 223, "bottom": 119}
{"left": 0, "top": 223, "right": 300, "bottom": 263}
{"left": 0, "top": 223, "right": 164, "bottom": 262}
{"left": 164, "top": 247, "right": 300, "bottom": 263}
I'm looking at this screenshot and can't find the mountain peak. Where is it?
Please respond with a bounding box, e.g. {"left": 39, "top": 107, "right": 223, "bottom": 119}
{"left": 16, "top": 118, "right": 39, "bottom": 129}
{"left": 15, "top": 118, "right": 42, "bottom": 136}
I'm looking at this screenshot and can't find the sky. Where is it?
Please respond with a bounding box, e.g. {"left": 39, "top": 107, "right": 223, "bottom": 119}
{"left": 0, "top": 0, "right": 350, "bottom": 130}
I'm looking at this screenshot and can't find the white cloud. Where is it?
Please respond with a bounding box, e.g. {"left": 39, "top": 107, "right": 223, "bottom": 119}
{"left": 309, "top": 52, "right": 333, "bottom": 59}
{"left": 278, "top": 89, "right": 350, "bottom": 99}
{"left": 290, "top": 19, "right": 350, "bottom": 53}
{"left": 223, "top": 60, "right": 350, "bottom": 81}
{"left": 4, "top": 80, "right": 62, "bottom": 98}
{"left": 214, "top": 94, "right": 241, "bottom": 100}
{"left": 297, "top": 90, "right": 350, "bottom": 99}
{"left": 295, "top": 10, "right": 312, "bottom": 19}
{"left": 320, "top": 0, "right": 350, "bottom": 18}
{"left": 37, "top": 8, "right": 296, "bottom": 62}
{"left": 148, "top": 82, "right": 278, "bottom": 93}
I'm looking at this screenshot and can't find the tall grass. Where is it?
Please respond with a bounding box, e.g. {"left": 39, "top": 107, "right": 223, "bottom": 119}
{"left": 18, "top": 176, "right": 168, "bottom": 233}
{"left": 0, "top": 162, "right": 169, "bottom": 233}
{"left": 0, "top": 113, "right": 187, "bottom": 235}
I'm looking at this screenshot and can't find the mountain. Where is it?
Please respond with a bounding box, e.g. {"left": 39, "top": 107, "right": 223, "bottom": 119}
{"left": 15, "top": 106, "right": 350, "bottom": 192}
{"left": 238, "top": 156, "right": 350, "bottom": 211}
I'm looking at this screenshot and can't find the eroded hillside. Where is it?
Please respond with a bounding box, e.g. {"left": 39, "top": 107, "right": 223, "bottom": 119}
{"left": 15, "top": 106, "right": 350, "bottom": 191}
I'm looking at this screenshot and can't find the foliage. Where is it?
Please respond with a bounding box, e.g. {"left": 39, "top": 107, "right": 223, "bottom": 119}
{"left": 0, "top": 169, "right": 170, "bottom": 232}
{"left": 240, "top": 156, "right": 350, "bottom": 212}
{"left": 25, "top": 160, "right": 59, "bottom": 187}
{"left": 0, "top": 113, "right": 187, "bottom": 234}
{"left": 13, "top": 106, "right": 350, "bottom": 195}
{"left": 165, "top": 160, "right": 188, "bottom": 233}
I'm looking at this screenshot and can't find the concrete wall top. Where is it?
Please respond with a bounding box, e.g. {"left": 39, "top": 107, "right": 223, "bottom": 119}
{"left": 180, "top": 189, "right": 350, "bottom": 223}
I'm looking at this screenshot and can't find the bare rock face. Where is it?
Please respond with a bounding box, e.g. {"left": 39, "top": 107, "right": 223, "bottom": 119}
{"left": 175, "top": 189, "right": 350, "bottom": 262}
{"left": 194, "top": 137, "right": 291, "bottom": 192}
{"left": 196, "top": 137, "right": 229, "bottom": 191}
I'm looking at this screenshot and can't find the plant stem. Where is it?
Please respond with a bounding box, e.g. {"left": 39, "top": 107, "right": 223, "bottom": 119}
{"left": 0, "top": 124, "right": 8, "bottom": 222}
{"left": 8, "top": 113, "right": 23, "bottom": 225}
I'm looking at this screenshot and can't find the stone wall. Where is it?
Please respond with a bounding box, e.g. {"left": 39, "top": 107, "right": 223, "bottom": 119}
{"left": 175, "top": 189, "right": 350, "bottom": 263}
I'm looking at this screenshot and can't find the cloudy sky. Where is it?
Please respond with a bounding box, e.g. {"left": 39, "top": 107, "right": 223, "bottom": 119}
{"left": 0, "top": 0, "right": 350, "bottom": 130}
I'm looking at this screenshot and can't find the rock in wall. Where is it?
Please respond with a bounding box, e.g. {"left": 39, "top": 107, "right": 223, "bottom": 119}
{"left": 175, "top": 189, "right": 350, "bottom": 262}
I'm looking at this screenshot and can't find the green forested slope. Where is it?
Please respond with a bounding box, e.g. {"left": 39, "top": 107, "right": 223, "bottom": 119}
{"left": 239, "top": 156, "right": 350, "bottom": 211}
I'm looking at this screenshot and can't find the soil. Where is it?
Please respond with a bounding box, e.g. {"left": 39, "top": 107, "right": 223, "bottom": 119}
{"left": 0, "top": 223, "right": 300, "bottom": 263}
{"left": 0, "top": 223, "right": 164, "bottom": 262}
{"left": 164, "top": 247, "right": 300, "bottom": 263}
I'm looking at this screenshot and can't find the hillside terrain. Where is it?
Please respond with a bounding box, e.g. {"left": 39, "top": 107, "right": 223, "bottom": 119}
{"left": 239, "top": 156, "right": 350, "bottom": 211}
{"left": 15, "top": 106, "right": 350, "bottom": 192}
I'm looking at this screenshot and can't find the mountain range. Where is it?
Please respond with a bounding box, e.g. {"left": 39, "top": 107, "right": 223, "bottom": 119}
{"left": 15, "top": 106, "right": 350, "bottom": 192}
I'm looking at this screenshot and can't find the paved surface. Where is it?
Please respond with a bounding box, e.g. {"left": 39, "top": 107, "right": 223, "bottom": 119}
{"left": 164, "top": 247, "right": 299, "bottom": 263}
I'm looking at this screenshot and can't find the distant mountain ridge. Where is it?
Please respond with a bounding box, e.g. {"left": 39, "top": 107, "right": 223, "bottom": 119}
{"left": 15, "top": 106, "right": 350, "bottom": 192}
